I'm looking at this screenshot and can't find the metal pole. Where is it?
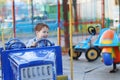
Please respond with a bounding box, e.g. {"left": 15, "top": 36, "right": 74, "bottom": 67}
{"left": 118, "top": 0, "right": 120, "bottom": 23}
{"left": 57, "top": 0, "right": 61, "bottom": 46}
{"left": 12, "top": 0, "right": 16, "bottom": 37}
{"left": 69, "top": 0, "right": 74, "bottom": 80}
{"left": 101, "top": 0, "right": 105, "bottom": 28}
{"left": 118, "top": 0, "right": 120, "bottom": 34}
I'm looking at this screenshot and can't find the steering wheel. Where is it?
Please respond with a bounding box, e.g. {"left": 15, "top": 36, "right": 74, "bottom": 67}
{"left": 8, "top": 41, "right": 26, "bottom": 50}
{"left": 88, "top": 26, "right": 96, "bottom": 35}
{"left": 5, "top": 38, "right": 26, "bottom": 50}
{"left": 36, "top": 39, "right": 54, "bottom": 48}
{"left": 6, "top": 38, "right": 20, "bottom": 45}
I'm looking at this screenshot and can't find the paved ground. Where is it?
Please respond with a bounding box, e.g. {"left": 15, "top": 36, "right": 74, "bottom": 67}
{"left": 62, "top": 54, "right": 120, "bottom": 80}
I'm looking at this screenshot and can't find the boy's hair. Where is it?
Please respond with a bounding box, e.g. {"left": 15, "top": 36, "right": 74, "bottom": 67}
{"left": 34, "top": 23, "right": 49, "bottom": 31}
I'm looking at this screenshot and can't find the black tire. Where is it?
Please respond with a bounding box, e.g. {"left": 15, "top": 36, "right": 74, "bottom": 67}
{"left": 94, "top": 46, "right": 101, "bottom": 56}
{"left": 88, "top": 26, "right": 96, "bottom": 35}
{"left": 85, "top": 47, "right": 99, "bottom": 61}
{"left": 68, "top": 46, "right": 82, "bottom": 60}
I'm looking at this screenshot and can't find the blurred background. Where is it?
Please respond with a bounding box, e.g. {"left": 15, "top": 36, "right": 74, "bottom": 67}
{"left": 0, "top": 0, "right": 119, "bottom": 50}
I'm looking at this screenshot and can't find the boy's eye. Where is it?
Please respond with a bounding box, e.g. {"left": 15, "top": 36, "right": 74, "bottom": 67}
{"left": 43, "top": 31, "right": 48, "bottom": 33}
{"left": 43, "top": 31, "right": 46, "bottom": 33}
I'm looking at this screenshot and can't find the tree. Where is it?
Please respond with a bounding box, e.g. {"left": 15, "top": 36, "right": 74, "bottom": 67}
{"left": 115, "top": 0, "right": 119, "bottom": 5}
{"left": 0, "top": 0, "right": 6, "bottom": 7}
{"left": 62, "top": 0, "right": 70, "bottom": 48}
{"left": 73, "top": 0, "right": 78, "bottom": 32}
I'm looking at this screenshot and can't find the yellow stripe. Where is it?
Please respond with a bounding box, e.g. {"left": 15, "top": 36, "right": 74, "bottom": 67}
{"left": 101, "top": 40, "right": 112, "bottom": 44}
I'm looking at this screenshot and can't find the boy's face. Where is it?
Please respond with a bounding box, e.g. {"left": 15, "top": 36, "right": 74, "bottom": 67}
{"left": 36, "top": 27, "right": 49, "bottom": 40}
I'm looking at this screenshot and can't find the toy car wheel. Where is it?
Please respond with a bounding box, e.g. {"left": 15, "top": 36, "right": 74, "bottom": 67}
{"left": 94, "top": 46, "right": 101, "bottom": 56}
{"left": 68, "top": 46, "right": 82, "bottom": 60}
{"left": 85, "top": 47, "right": 99, "bottom": 61}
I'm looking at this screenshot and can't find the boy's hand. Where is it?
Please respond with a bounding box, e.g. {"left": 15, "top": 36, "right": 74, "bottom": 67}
{"left": 31, "top": 42, "right": 37, "bottom": 47}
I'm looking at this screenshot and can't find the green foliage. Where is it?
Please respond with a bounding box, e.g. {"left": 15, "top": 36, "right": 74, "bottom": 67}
{"left": 0, "top": 0, "right": 6, "bottom": 7}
